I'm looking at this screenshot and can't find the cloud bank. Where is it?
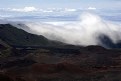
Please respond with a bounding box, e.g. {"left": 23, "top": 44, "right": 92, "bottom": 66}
{"left": 9, "top": 12, "right": 121, "bottom": 48}
{"left": 0, "top": 7, "right": 96, "bottom": 13}
{"left": 10, "top": 7, "right": 38, "bottom": 12}
{"left": 87, "top": 7, "right": 96, "bottom": 10}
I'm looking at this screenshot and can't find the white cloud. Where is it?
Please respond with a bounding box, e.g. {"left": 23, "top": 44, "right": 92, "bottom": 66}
{"left": 0, "top": 7, "right": 82, "bottom": 13}
{"left": 42, "top": 10, "right": 53, "bottom": 13}
{"left": 18, "top": 12, "right": 121, "bottom": 47}
{"left": 64, "top": 8, "right": 77, "bottom": 12}
{"left": 11, "top": 7, "right": 38, "bottom": 12}
{"left": 87, "top": 7, "right": 96, "bottom": 10}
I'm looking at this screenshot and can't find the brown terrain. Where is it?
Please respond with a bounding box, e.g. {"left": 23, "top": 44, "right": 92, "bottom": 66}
{"left": 0, "top": 24, "right": 121, "bottom": 81}
{"left": 0, "top": 43, "right": 121, "bottom": 81}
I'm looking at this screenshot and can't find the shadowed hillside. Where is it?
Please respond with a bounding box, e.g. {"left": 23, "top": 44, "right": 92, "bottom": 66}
{"left": 0, "top": 24, "right": 63, "bottom": 46}
{"left": 0, "top": 24, "right": 121, "bottom": 81}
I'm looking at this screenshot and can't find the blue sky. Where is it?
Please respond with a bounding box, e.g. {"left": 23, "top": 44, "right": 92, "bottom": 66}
{"left": 0, "top": 0, "right": 121, "bottom": 9}
{"left": 0, "top": 0, "right": 121, "bottom": 22}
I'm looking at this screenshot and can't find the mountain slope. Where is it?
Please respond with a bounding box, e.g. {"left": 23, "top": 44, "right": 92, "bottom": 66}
{"left": 0, "top": 24, "right": 63, "bottom": 46}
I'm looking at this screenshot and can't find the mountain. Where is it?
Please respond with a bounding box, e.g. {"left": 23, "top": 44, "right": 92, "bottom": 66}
{"left": 98, "top": 34, "right": 121, "bottom": 48}
{"left": 1, "top": 24, "right": 121, "bottom": 81}
{"left": 0, "top": 24, "right": 63, "bottom": 46}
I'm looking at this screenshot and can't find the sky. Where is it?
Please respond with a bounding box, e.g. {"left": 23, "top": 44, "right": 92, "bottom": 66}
{"left": 0, "top": 0, "right": 121, "bottom": 22}
{"left": 0, "top": 0, "right": 121, "bottom": 9}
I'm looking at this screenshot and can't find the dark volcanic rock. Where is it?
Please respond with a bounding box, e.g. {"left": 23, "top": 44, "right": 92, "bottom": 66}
{"left": 0, "top": 44, "right": 6, "bottom": 50}
{"left": 0, "top": 58, "right": 36, "bottom": 69}
{"left": 0, "top": 74, "right": 14, "bottom": 81}
{"left": 0, "top": 24, "right": 63, "bottom": 46}
{"left": 98, "top": 34, "right": 121, "bottom": 48}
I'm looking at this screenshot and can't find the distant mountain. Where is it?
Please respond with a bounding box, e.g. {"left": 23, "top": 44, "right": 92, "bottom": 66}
{"left": 98, "top": 34, "right": 121, "bottom": 48}
{"left": 0, "top": 24, "right": 63, "bottom": 46}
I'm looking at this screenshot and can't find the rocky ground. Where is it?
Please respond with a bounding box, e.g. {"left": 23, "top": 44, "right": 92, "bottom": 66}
{"left": 0, "top": 24, "right": 121, "bottom": 81}
{"left": 0, "top": 43, "right": 121, "bottom": 81}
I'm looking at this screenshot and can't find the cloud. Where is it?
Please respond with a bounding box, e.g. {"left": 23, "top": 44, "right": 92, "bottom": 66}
{"left": 64, "top": 8, "right": 77, "bottom": 12}
{"left": 10, "top": 12, "right": 121, "bottom": 48}
{"left": 87, "top": 7, "right": 96, "bottom": 10}
{"left": 0, "top": 7, "right": 96, "bottom": 14}
{"left": 41, "top": 10, "right": 53, "bottom": 13}
{"left": 10, "top": 7, "right": 38, "bottom": 12}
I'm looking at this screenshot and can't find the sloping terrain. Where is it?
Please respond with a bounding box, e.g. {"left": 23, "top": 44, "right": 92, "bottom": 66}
{"left": 0, "top": 24, "right": 121, "bottom": 81}
{"left": 0, "top": 45, "right": 121, "bottom": 81}
{"left": 0, "top": 24, "right": 63, "bottom": 46}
